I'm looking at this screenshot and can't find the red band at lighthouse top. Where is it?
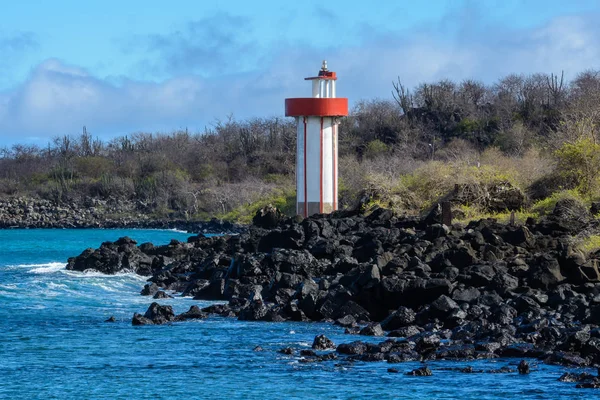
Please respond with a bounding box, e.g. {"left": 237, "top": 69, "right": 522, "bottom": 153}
{"left": 285, "top": 98, "right": 348, "bottom": 117}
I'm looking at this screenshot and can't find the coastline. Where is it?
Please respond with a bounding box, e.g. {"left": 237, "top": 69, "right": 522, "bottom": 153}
{"left": 65, "top": 204, "right": 600, "bottom": 388}
{"left": 0, "top": 196, "right": 245, "bottom": 233}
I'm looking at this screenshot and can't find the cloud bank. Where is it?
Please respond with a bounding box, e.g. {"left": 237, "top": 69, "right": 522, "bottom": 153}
{"left": 1, "top": 11, "right": 600, "bottom": 144}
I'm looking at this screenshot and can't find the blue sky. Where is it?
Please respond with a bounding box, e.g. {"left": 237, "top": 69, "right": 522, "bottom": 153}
{"left": 1, "top": 0, "right": 600, "bottom": 145}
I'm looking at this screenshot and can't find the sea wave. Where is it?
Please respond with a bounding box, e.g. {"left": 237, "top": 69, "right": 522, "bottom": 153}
{"left": 61, "top": 269, "right": 149, "bottom": 281}
{"left": 22, "top": 262, "right": 66, "bottom": 274}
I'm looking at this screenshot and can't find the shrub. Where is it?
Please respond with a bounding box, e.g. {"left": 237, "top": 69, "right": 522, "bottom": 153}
{"left": 75, "top": 156, "right": 115, "bottom": 179}
{"left": 577, "top": 235, "right": 600, "bottom": 254}
{"left": 531, "top": 189, "right": 588, "bottom": 216}
{"left": 364, "top": 140, "right": 389, "bottom": 159}
{"left": 454, "top": 204, "right": 536, "bottom": 225}
{"left": 554, "top": 137, "right": 600, "bottom": 197}
{"left": 217, "top": 186, "right": 295, "bottom": 223}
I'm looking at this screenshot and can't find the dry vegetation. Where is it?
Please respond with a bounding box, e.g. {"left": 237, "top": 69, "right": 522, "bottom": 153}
{"left": 1, "top": 70, "right": 600, "bottom": 222}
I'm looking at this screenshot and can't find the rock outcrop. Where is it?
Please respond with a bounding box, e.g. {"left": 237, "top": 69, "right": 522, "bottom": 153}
{"left": 68, "top": 206, "right": 600, "bottom": 371}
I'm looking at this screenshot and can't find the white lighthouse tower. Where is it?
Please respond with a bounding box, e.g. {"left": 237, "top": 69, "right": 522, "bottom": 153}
{"left": 285, "top": 61, "right": 349, "bottom": 217}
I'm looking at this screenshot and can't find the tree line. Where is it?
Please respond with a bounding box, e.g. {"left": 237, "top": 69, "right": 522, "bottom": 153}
{"left": 1, "top": 69, "right": 599, "bottom": 219}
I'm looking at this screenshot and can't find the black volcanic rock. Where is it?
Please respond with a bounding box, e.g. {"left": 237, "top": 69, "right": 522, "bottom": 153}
{"left": 312, "top": 335, "right": 336, "bottom": 350}
{"left": 71, "top": 205, "right": 600, "bottom": 370}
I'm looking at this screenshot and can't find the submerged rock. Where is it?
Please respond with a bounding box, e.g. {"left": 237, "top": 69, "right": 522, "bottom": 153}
{"left": 518, "top": 360, "right": 530, "bottom": 374}
{"left": 312, "top": 335, "right": 336, "bottom": 350}
{"left": 406, "top": 366, "right": 432, "bottom": 376}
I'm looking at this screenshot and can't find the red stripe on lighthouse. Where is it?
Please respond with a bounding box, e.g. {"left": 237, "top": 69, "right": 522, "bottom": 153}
{"left": 303, "top": 116, "right": 308, "bottom": 217}
{"left": 319, "top": 117, "right": 324, "bottom": 214}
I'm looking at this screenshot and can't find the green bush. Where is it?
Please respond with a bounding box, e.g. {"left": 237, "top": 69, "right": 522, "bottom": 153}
{"left": 364, "top": 140, "right": 389, "bottom": 159}
{"left": 218, "top": 186, "right": 296, "bottom": 224}
{"left": 531, "top": 189, "right": 587, "bottom": 216}
{"left": 554, "top": 137, "right": 600, "bottom": 197}
{"left": 578, "top": 235, "right": 600, "bottom": 254}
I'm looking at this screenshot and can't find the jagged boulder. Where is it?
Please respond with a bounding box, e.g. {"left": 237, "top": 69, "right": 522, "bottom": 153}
{"left": 312, "top": 334, "right": 336, "bottom": 350}
{"left": 132, "top": 302, "right": 175, "bottom": 325}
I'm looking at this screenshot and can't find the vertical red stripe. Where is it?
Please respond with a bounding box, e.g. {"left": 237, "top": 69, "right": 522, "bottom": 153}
{"left": 319, "top": 117, "right": 324, "bottom": 214}
{"left": 333, "top": 122, "right": 337, "bottom": 211}
{"left": 303, "top": 117, "right": 308, "bottom": 217}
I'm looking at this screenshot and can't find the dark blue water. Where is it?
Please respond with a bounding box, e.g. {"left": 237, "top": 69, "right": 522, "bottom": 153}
{"left": 0, "top": 229, "right": 595, "bottom": 399}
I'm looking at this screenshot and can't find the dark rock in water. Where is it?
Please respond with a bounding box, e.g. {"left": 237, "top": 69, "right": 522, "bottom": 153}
{"left": 558, "top": 372, "right": 595, "bottom": 382}
{"left": 387, "top": 351, "right": 421, "bottom": 363}
{"left": 406, "top": 366, "right": 432, "bottom": 376}
{"left": 67, "top": 236, "right": 154, "bottom": 275}
{"left": 132, "top": 313, "right": 154, "bottom": 326}
{"left": 278, "top": 347, "right": 294, "bottom": 355}
{"left": 356, "top": 352, "right": 386, "bottom": 362}
{"left": 518, "top": 360, "right": 530, "bottom": 374}
{"left": 337, "top": 341, "right": 367, "bottom": 355}
{"left": 105, "top": 316, "right": 116, "bottom": 323}
{"left": 312, "top": 334, "right": 336, "bottom": 350}
{"left": 359, "top": 323, "right": 384, "bottom": 336}
{"left": 576, "top": 377, "right": 600, "bottom": 389}
{"left": 139, "top": 302, "right": 176, "bottom": 325}
{"left": 488, "top": 366, "right": 515, "bottom": 374}
{"left": 387, "top": 368, "right": 400, "bottom": 373}
{"left": 436, "top": 344, "right": 476, "bottom": 360}
{"left": 175, "top": 305, "right": 207, "bottom": 321}
{"left": 253, "top": 346, "right": 264, "bottom": 352}
{"left": 201, "top": 303, "right": 232, "bottom": 316}
{"left": 141, "top": 283, "right": 160, "bottom": 296}
{"left": 153, "top": 290, "right": 173, "bottom": 299}
{"left": 318, "top": 352, "right": 338, "bottom": 361}
{"left": 238, "top": 300, "right": 269, "bottom": 321}
{"left": 459, "top": 366, "right": 482, "bottom": 373}
{"left": 300, "top": 349, "right": 316, "bottom": 357}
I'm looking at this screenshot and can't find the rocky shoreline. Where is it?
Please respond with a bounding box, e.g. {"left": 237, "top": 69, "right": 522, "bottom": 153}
{"left": 0, "top": 196, "right": 245, "bottom": 233}
{"left": 66, "top": 202, "right": 600, "bottom": 388}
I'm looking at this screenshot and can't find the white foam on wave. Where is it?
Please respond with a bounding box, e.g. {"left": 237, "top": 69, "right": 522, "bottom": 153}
{"left": 46, "top": 282, "right": 68, "bottom": 290}
{"left": 167, "top": 228, "right": 189, "bottom": 234}
{"left": 20, "top": 262, "right": 66, "bottom": 274}
{"left": 0, "top": 283, "right": 18, "bottom": 290}
{"left": 61, "top": 269, "right": 149, "bottom": 281}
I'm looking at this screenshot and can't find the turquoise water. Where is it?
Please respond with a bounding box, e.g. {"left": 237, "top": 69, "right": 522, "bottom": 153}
{"left": 0, "top": 229, "right": 595, "bottom": 399}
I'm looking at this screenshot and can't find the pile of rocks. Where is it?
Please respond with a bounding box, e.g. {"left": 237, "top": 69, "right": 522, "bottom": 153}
{"left": 67, "top": 202, "right": 600, "bottom": 370}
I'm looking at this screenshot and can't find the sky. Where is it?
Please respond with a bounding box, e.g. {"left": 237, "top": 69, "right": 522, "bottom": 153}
{"left": 1, "top": 0, "right": 600, "bottom": 145}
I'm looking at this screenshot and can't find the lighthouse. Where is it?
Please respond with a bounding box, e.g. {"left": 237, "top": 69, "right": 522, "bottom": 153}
{"left": 285, "top": 61, "right": 349, "bottom": 217}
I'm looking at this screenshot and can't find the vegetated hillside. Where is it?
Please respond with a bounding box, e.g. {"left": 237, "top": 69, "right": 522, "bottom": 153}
{"left": 1, "top": 70, "right": 599, "bottom": 224}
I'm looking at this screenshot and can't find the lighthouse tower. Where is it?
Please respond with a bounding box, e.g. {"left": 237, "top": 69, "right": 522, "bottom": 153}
{"left": 285, "top": 61, "right": 349, "bottom": 217}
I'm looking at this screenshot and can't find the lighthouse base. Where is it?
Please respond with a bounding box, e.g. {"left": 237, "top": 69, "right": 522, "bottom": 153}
{"left": 297, "top": 202, "right": 334, "bottom": 217}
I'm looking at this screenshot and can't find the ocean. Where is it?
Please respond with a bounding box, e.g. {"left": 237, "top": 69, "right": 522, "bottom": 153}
{"left": 0, "top": 228, "right": 594, "bottom": 399}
